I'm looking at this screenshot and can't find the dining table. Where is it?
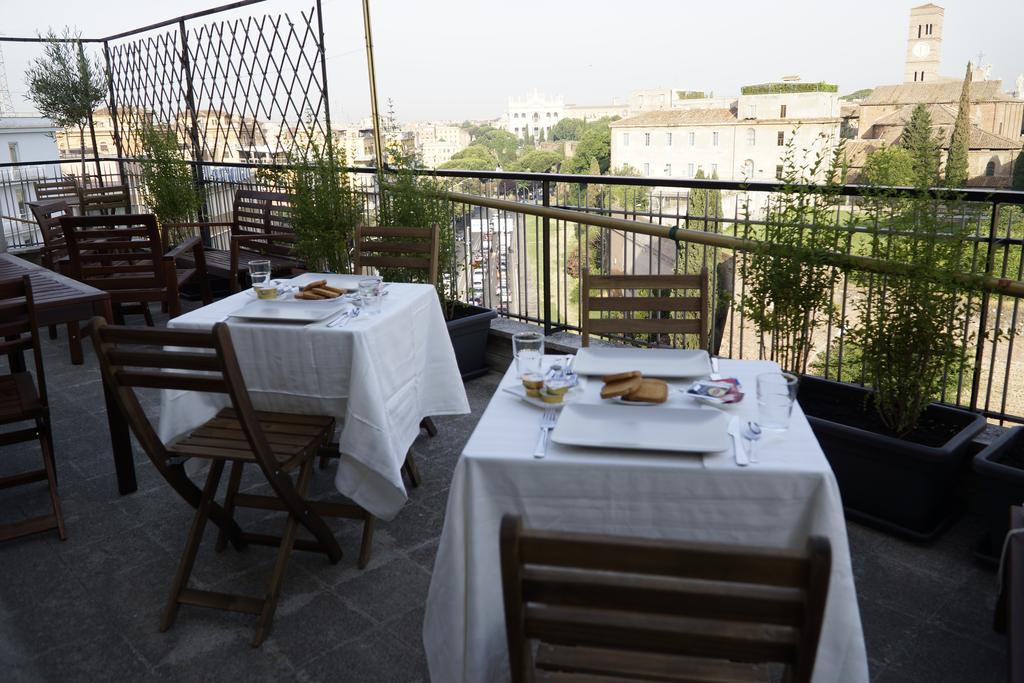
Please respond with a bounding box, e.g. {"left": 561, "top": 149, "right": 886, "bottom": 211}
{"left": 155, "top": 273, "right": 470, "bottom": 520}
{"left": 422, "top": 349, "right": 869, "bottom": 682}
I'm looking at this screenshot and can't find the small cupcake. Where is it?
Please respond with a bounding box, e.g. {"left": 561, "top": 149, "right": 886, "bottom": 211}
{"left": 540, "top": 391, "right": 564, "bottom": 404}
{"left": 544, "top": 379, "right": 571, "bottom": 396}
{"left": 521, "top": 373, "right": 544, "bottom": 391}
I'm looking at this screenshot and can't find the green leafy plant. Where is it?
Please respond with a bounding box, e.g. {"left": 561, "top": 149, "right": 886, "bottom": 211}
{"left": 137, "top": 123, "right": 203, "bottom": 244}
{"left": 740, "top": 82, "right": 837, "bottom": 95}
{"left": 945, "top": 62, "right": 972, "bottom": 188}
{"left": 741, "top": 132, "right": 850, "bottom": 374}
{"left": 289, "top": 135, "right": 359, "bottom": 274}
{"left": 25, "top": 28, "right": 107, "bottom": 181}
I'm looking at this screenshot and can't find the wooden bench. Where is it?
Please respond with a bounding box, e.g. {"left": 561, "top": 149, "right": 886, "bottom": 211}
{"left": 164, "top": 189, "right": 302, "bottom": 292}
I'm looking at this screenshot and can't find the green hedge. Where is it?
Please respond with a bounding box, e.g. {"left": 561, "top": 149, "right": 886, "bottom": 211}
{"left": 675, "top": 90, "right": 706, "bottom": 100}
{"left": 740, "top": 82, "right": 838, "bottom": 95}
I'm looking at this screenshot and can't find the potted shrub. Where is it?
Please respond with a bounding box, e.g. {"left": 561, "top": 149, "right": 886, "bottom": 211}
{"left": 378, "top": 141, "right": 495, "bottom": 379}
{"left": 799, "top": 151, "right": 986, "bottom": 541}
{"left": 973, "top": 427, "right": 1024, "bottom": 560}
{"left": 289, "top": 135, "right": 358, "bottom": 274}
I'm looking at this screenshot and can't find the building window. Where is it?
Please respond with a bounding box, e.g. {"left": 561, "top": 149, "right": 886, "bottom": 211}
{"left": 666, "top": 132, "right": 672, "bottom": 146}
{"left": 775, "top": 164, "right": 784, "bottom": 179}
{"left": 623, "top": 133, "right": 629, "bottom": 146}
{"left": 918, "top": 24, "right": 922, "bottom": 38}
{"left": 665, "top": 163, "right": 672, "bottom": 176}
{"left": 7, "top": 142, "right": 19, "bottom": 164}
{"left": 688, "top": 131, "right": 695, "bottom": 146}
{"left": 712, "top": 131, "right": 719, "bottom": 146}
{"left": 777, "top": 131, "right": 785, "bottom": 146}
{"left": 780, "top": 104, "right": 787, "bottom": 118}
{"left": 688, "top": 162, "right": 695, "bottom": 177}
{"left": 643, "top": 163, "right": 650, "bottom": 176}
{"left": 743, "top": 159, "right": 754, "bottom": 178}
{"left": 985, "top": 160, "right": 997, "bottom": 176}
{"left": 644, "top": 132, "right": 651, "bottom": 146}
{"left": 746, "top": 128, "right": 756, "bottom": 145}
{"left": 746, "top": 104, "right": 756, "bottom": 118}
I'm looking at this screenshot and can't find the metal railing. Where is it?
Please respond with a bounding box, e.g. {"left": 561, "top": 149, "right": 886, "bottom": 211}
{"left": 3, "top": 157, "right": 1024, "bottom": 425}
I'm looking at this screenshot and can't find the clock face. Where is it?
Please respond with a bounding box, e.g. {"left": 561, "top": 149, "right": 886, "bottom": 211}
{"left": 912, "top": 41, "right": 931, "bottom": 59}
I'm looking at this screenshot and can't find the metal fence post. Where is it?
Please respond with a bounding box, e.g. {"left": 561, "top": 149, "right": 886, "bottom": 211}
{"left": 969, "top": 201, "right": 1001, "bottom": 413}
{"left": 178, "top": 19, "right": 211, "bottom": 244}
{"left": 542, "top": 178, "right": 552, "bottom": 336}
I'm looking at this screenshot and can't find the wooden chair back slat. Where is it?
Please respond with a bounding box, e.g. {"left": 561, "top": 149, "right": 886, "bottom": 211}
{"left": 0, "top": 275, "right": 47, "bottom": 404}
{"left": 354, "top": 224, "right": 440, "bottom": 288}
{"left": 79, "top": 184, "right": 131, "bottom": 215}
{"left": 116, "top": 369, "right": 229, "bottom": 393}
{"left": 581, "top": 268, "right": 709, "bottom": 349}
{"left": 28, "top": 200, "right": 73, "bottom": 269}
{"left": 500, "top": 515, "right": 831, "bottom": 683}
{"left": 34, "top": 178, "right": 79, "bottom": 203}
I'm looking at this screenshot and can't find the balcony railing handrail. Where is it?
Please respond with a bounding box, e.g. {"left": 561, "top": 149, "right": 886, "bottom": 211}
{"left": 6, "top": 157, "right": 1024, "bottom": 206}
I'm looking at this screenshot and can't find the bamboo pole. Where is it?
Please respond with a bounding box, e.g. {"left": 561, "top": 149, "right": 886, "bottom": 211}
{"left": 442, "top": 189, "right": 1024, "bottom": 298}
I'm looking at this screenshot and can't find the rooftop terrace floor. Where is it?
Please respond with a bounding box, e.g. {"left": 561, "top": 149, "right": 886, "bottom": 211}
{"left": 0, "top": 304, "right": 1010, "bottom": 682}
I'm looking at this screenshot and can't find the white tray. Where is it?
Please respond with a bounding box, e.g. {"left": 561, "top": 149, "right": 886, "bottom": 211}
{"left": 572, "top": 347, "right": 711, "bottom": 378}
{"left": 551, "top": 403, "right": 728, "bottom": 453}
{"left": 228, "top": 300, "right": 345, "bottom": 323}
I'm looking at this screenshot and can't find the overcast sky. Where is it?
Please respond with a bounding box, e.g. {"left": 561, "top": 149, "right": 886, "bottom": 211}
{"left": 3, "top": 0, "right": 1023, "bottom": 124}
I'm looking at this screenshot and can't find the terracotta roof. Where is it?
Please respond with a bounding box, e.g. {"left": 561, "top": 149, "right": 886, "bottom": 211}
{"left": 866, "top": 104, "right": 1022, "bottom": 150}
{"left": 609, "top": 109, "right": 737, "bottom": 127}
{"left": 863, "top": 80, "right": 1015, "bottom": 105}
{"left": 841, "top": 139, "right": 885, "bottom": 169}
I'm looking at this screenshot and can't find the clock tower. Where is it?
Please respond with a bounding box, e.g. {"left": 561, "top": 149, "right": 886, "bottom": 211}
{"left": 904, "top": 4, "right": 944, "bottom": 83}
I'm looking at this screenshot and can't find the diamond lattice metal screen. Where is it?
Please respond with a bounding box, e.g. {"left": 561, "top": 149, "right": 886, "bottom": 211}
{"left": 106, "top": 3, "right": 329, "bottom": 165}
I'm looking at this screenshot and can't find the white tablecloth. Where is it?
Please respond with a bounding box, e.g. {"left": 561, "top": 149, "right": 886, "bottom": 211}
{"left": 156, "top": 274, "right": 470, "bottom": 520}
{"left": 423, "top": 356, "right": 868, "bottom": 683}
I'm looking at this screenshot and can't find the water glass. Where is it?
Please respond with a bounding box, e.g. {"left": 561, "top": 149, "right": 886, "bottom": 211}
{"left": 359, "top": 277, "right": 383, "bottom": 315}
{"left": 248, "top": 259, "right": 272, "bottom": 289}
{"left": 757, "top": 372, "right": 799, "bottom": 431}
{"left": 512, "top": 332, "right": 544, "bottom": 376}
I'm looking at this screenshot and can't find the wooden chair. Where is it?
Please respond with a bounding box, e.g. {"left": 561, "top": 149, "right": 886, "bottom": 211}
{"left": 353, "top": 224, "right": 440, "bottom": 287}
{"left": 28, "top": 200, "right": 76, "bottom": 341}
{"left": 581, "top": 268, "right": 709, "bottom": 350}
{"left": 89, "top": 318, "right": 376, "bottom": 645}
{"left": 996, "top": 505, "right": 1024, "bottom": 682}
{"left": 500, "top": 515, "right": 832, "bottom": 683}
{"left": 79, "top": 184, "right": 131, "bottom": 215}
{"left": 0, "top": 275, "right": 66, "bottom": 543}
{"left": 34, "top": 177, "right": 80, "bottom": 209}
{"left": 163, "top": 189, "right": 301, "bottom": 292}
{"left": 60, "top": 213, "right": 211, "bottom": 325}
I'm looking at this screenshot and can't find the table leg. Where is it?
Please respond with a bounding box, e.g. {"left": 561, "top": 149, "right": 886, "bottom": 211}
{"left": 67, "top": 321, "right": 83, "bottom": 365}
{"left": 94, "top": 299, "right": 137, "bottom": 495}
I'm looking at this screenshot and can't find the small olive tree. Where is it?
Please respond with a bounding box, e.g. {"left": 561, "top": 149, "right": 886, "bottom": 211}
{"left": 25, "top": 29, "right": 107, "bottom": 181}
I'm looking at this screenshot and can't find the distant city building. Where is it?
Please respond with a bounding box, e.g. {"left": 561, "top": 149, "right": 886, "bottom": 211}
{"left": 564, "top": 102, "right": 629, "bottom": 122}
{"left": 504, "top": 91, "right": 564, "bottom": 140}
{"left": 333, "top": 119, "right": 377, "bottom": 167}
{"left": 627, "top": 89, "right": 729, "bottom": 115}
{"left": 0, "top": 115, "right": 61, "bottom": 247}
{"left": 55, "top": 107, "right": 151, "bottom": 159}
{"left": 407, "top": 122, "right": 471, "bottom": 168}
{"left": 609, "top": 84, "right": 841, "bottom": 183}
{"left": 904, "top": 3, "right": 944, "bottom": 83}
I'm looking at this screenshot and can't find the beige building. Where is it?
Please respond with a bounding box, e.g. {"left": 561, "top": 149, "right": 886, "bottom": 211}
{"left": 565, "top": 102, "right": 629, "bottom": 122}
{"left": 504, "top": 91, "right": 564, "bottom": 140}
{"left": 904, "top": 4, "right": 944, "bottom": 83}
{"left": 333, "top": 120, "right": 377, "bottom": 167}
{"left": 55, "top": 107, "right": 151, "bottom": 159}
{"left": 408, "top": 123, "right": 471, "bottom": 168}
{"left": 609, "top": 86, "right": 841, "bottom": 183}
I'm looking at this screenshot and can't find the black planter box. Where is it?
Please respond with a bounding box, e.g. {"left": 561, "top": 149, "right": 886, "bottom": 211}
{"left": 446, "top": 303, "right": 497, "bottom": 380}
{"left": 799, "top": 375, "right": 986, "bottom": 542}
{"left": 973, "top": 427, "right": 1024, "bottom": 560}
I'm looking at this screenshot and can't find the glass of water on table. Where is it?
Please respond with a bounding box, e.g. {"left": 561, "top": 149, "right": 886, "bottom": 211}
{"left": 757, "top": 372, "right": 799, "bottom": 431}
{"left": 512, "top": 332, "right": 544, "bottom": 376}
{"left": 248, "top": 259, "right": 274, "bottom": 298}
{"left": 359, "top": 277, "right": 383, "bottom": 315}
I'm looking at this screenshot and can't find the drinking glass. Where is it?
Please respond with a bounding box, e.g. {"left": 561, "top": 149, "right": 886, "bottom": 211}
{"left": 512, "top": 332, "right": 544, "bottom": 376}
{"left": 757, "top": 372, "right": 799, "bottom": 431}
{"left": 359, "top": 277, "right": 383, "bottom": 315}
{"left": 248, "top": 259, "right": 272, "bottom": 289}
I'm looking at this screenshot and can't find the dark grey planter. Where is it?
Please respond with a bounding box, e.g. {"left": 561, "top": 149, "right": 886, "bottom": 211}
{"left": 446, "top": 303, "right": 497, "bottom": 380}
{"left": 973, "top": 426, "right": 1024, "bottom": 561}
{"left": 799, "top": 375, "right": 987, "bottom": 542}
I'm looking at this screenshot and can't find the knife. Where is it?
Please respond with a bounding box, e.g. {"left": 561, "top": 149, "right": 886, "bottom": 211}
{"left": 728, "top": 416, "right": 749, "bottom": 467}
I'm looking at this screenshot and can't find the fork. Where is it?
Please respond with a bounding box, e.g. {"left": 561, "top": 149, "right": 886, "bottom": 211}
{"left": 327, "top": 308, "right": 359, "bottom": 328}
{"left": 533, "top": 408, "right": 558, "bottom": 459}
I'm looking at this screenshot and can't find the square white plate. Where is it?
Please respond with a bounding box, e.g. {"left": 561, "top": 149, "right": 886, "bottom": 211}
{"left": 551, "top": 403, "right": 728, "bottom": 453}
{"left": 572, "top": 347, "right": 712, "bottom": 378}
{"left": 229, "top": 300, "right": 345, "bottom": 323}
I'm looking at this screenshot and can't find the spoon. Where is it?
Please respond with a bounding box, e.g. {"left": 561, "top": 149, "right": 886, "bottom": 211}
{"left": 741, "top": 421, "right": 763, "bottom": 463}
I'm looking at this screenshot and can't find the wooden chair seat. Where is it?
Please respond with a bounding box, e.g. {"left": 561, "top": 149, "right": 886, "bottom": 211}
{"left": 168, "top": 408, "right": 334, "bottom": 471}
{"left": 0, "top": 373, "right": 44, "bottom": 425}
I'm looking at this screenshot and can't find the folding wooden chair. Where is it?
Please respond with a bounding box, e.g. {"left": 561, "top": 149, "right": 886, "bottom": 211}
{"left": 89, "top": 318, "right": 376, "bottom": 646}
{"left": 61, "top": 213, "right": 211, "bottom": 325}
{"left": 340, "top": 223, "right": 442, "bottom": 484}
{"left": 0, "top": 275, "right": 66, "bottom": 543}
{"left": 581, "top": 268, "right": 709, "bottom": 350}
{"left": 33, "top": 177, "right": 80, "bottom": 212}
{"left": 500, "top": 515, "right": 832, "bottom": 683}
{"left": 28, "top": 200, "right": 76, "bottom": 341}
{"left": 79, "top": 184, "right": 131, "bottom": 215}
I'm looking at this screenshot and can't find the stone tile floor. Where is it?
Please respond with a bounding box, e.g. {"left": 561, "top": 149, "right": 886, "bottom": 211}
{"left": 0, "top": 306, "right": 1010, "bottom": 681}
